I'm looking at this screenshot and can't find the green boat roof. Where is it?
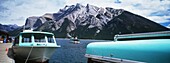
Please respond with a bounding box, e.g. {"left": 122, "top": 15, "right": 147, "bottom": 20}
{"left": 20, "top": 31, "right": 54, "bottom": 35}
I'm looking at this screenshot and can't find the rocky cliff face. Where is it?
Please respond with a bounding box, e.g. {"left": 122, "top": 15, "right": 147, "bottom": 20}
{"left": 13, "top": 3, "right": 169, "bottom": 40}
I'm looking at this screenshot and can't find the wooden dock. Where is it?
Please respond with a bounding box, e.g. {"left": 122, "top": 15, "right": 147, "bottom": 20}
{"left": 0, "top": 43, "right": 14, "bottom": 63}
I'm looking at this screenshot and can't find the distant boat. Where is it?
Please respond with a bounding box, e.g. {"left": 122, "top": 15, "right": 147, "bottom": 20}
{"left": 70, "top": 37, "right": 80, "bottom": 44}
{"left": 8, "top": 30, "right": 60, "bottom": 63}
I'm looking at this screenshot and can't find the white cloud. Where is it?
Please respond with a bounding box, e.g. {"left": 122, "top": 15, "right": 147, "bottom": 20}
{"left": 148, "top": 16, "right": 170, "bottom": 23}
{"left": 0, "top": 0, "right": 65, "bottom": 26}
{"left": 0, "top": 0, "right": 170, "bottom": 26}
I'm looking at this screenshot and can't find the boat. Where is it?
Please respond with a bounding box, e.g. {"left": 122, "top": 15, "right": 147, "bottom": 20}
{"left": 8, "top": 30, "right": 60, "bottom": 63}
{"left": 70, "top": 37, "right": 80, "bottom": 44}
{"left": 85, "top": 31, "right": 170, "bottom": 63}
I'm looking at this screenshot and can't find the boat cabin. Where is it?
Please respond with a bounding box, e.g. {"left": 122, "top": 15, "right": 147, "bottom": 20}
{"left": 13, "top": 31, "right": 57, "bottom": 46}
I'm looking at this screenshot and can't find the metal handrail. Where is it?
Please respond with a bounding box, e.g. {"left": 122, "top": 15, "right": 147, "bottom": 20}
{"left": 114, "top": 31, "right": 170, "bottom": 41}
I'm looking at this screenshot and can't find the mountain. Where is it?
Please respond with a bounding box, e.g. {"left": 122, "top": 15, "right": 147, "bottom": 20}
{"left": 11, "top": 3, "right": 169, "bottom": 40}
{"left": 0, "top": 23, "right": 21, "bottom": 32}
{"left": 167, "top": 24, "right": 170, "bottom": 29}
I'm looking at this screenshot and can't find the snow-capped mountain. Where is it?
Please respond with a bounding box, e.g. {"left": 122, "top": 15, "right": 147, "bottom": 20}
{"left": 10, "top": 3, "right": 169, "bottom": 40}
{"left": 0, "top": 23, "right": 21, "bottom": 32}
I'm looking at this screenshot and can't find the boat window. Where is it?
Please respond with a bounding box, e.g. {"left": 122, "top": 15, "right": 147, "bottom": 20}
{"left": 34, "top": 34, "right": 46, "bottom": 43}
{"left": 22, "top": 34, "right": 32, "bottom": 43}
{"left": 47, "top": 36, "right": 55, "bottom": 43}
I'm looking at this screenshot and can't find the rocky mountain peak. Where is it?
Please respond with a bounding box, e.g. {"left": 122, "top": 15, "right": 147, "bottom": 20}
{"left": 9, "top": 3, "right": 169, "bottom": 39}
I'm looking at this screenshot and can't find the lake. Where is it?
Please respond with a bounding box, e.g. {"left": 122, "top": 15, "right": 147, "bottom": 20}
{"left": 49, "top": 38, "right": 111, "bottom": 63}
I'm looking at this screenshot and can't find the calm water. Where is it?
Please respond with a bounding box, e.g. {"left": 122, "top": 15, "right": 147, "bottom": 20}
{"left": 49, "top": 38, "right": 111, "bottom": 63}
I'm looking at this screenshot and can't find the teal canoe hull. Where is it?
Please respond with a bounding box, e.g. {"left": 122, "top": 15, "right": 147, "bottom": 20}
{"left": 86, "top": 39, "right": 170, "bottom": 63}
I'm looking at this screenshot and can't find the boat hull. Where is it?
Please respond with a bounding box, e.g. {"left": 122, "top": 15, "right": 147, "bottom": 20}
{"left": 12, "top": 46, "right": 57, "bottom": 62}
{"left": 86, "top": 39, "right": 170, "bottom": 63}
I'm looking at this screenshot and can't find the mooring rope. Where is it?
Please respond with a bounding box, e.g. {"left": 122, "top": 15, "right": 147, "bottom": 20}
{"left": 25, "top": 46, "right": 33, "bottom": 63}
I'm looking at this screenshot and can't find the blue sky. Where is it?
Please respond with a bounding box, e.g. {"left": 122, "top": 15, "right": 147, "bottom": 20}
{"left": 0, "top": 0, "right": 170, "bottom": 27}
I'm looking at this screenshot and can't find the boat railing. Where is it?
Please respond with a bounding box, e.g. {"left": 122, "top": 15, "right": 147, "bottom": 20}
{"left": 114, "top": 31, "right": 170, "bottom": 41}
